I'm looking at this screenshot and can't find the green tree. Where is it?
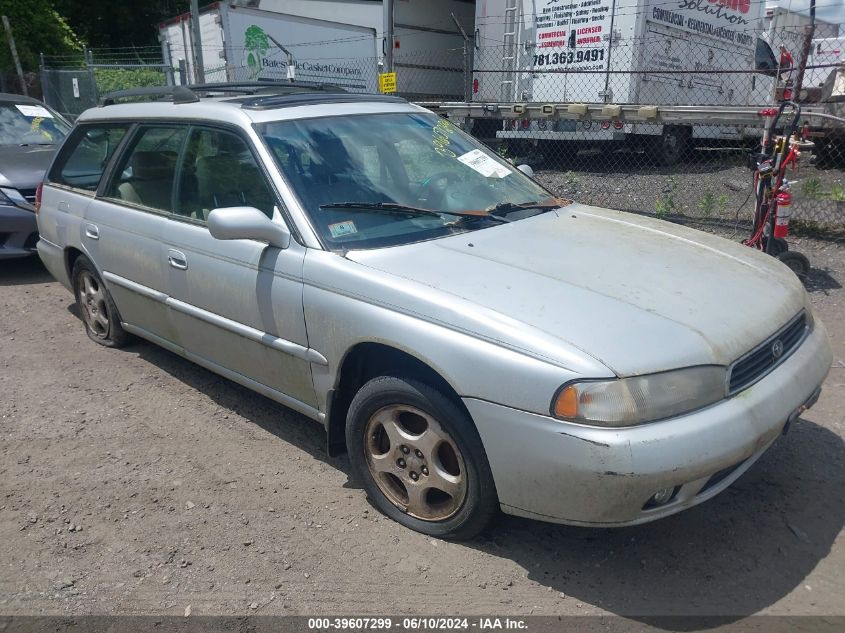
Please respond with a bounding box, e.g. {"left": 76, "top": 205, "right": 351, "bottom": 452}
{"left": 0, "top": 0, "right": 81, "bottom": 71}
{"left": 52, "top": 1, "right": 215, "bottom": 50}
{"left": 244, "top": 24, "right": 269, "bottom": 56}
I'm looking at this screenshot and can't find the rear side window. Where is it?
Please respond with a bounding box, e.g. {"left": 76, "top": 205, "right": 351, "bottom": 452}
{"left": 105, "top": 126, "right": 187, "bottom": 212}
{"left": 48, "top": 124, "right": 130, "bottom": 192}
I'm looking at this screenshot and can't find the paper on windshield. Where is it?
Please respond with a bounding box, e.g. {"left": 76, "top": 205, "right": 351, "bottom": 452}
{"left": 457, "top": 149, "right": 512, "bottom": 179}
{"left": 328, "top": 220, "right": 358, "bottom": 238}
{"left": 16, "top": 104, "right": 54, "bottom": 118}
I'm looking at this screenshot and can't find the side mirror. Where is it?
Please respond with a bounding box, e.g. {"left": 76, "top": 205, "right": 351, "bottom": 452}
{"left": 208, "top": 206, "right": 291, "bottom": 249}
{"left": 517, "top": 164, "right": 535, "bottom": 177}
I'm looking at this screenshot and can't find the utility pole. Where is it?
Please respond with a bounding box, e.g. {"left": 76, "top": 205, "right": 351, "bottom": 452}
{"left": 2, "top": 15, "right": 28, "bottom": 96}
{"left": 383, "top": 0, "right": 394, "bottom": 73}
{"left": 793, "top": 0, "right": 816, "bottom": 100}
{"left": 189, "top": 0, "right": 205, "bottom": 83}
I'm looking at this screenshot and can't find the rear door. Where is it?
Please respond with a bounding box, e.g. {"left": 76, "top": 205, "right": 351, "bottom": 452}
{"left": 88, "top": 124, "right": 188, "bottom": 346}
{"left": 41, "top": 123, "right": 131, "bottom": 265}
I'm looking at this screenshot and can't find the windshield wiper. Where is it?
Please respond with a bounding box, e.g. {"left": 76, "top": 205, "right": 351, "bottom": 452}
{"left": 486, "top": 199, "right": 567, "bottom": 217}
{"left": 320, "top": 202, "right": 509, "bottom": 222}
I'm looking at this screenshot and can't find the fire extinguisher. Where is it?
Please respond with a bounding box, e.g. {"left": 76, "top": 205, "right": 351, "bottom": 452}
{"left": 774, "top": 183, "right": 792, "bottom": 238}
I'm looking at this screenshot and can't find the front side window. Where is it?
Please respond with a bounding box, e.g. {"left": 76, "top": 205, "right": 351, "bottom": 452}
{"left": 105, "top": 126, "right": 186, "bottom": 211}
{"left": 48, "top": 124, "right": 129, "bottom": 192}
{"left": 175, "top": 127, "right": 275, "bottom": 221}
{"left": 0, "top": 101, "right": 70, "bottom": 146}
{"left": 258, "top": 112, "right": 552, "bottom": 250}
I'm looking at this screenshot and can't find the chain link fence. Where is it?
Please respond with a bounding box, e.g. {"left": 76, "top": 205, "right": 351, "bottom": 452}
{"left": 455, "top": 29, "right": 845, "bottom": 237}
{"left": 38, "top": 21, "right": 845, "bottom": 236}
{"left": 40, "top": 47, "right": 171, "bottom": 119}
{"left": 159, "top": 26, "right": 845, "bottom": 237}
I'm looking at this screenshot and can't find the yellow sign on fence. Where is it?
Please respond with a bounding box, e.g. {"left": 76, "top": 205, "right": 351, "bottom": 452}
{"left": 378, "top": 72, "right": 397, "bottom": 94}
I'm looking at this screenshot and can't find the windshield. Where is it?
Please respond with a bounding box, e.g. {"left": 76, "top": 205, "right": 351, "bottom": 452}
{"left": 0, "top": 102, "right": 71, "bottom": 146}
{"left": 257, "top": 112, "right": 555, "bottom": 250}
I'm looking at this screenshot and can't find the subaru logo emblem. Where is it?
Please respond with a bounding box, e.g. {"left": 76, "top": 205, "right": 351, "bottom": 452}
{"left": 772, "top": 339, "right": 784, "bottom": 359}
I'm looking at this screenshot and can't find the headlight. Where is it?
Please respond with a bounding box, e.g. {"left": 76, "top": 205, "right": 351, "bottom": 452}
{"left": 552, "top": 366, "right": 727, "bottom": 427}
{"left": 0, "top": 187, "right": 34, "bottom": 211}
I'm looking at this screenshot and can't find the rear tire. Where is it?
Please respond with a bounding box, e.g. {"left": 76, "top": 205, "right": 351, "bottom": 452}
{"left": 72, "top": 256, "right": 130, "bottom": 348}
{"left": 346, "top": 376, "right": 498, "bottom": 539}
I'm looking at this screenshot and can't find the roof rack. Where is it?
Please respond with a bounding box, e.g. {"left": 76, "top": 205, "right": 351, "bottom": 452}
{"left": 99, "top": 81, "right": 347, "bottom": 106}
{"left": 240, "top": 92, "right": 408, "bottom": 110}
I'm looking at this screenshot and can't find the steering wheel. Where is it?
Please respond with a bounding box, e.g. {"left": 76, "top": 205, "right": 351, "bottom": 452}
{"left": 419, "top": 170, "right": 461, "bottom": 208}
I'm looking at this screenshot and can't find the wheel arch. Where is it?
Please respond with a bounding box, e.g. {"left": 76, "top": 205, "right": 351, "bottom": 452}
{"left": 325, "top": 342, "right": 471, "bottom": 456}
{"left": 65, "top": 246, "right": 87, "bottom": 282}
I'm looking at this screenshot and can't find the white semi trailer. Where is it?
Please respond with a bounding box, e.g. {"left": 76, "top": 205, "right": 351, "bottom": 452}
{"left": 472, "top": 0, "right": 784, "bottom": 164}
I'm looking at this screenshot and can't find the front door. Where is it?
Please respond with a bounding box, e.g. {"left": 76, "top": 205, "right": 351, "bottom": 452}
{"left": 161, "top": 125, "right": 316, "bottom": 411}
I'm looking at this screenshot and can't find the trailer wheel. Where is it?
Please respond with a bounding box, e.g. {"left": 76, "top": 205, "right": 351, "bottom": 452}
{"left": 777, "top": 251, "right": 810, "bottom": 281}
{"left": 763, "top": 236, "right": 789, "bottom": 257}
{"left": 652, "top": 126, "right": 690, "bottom": 167}
{"left": 813, "top": 138, "right": 843, "bottom": 168}
{"left": 470, "top": 119, "right": 499, "bottom": 141}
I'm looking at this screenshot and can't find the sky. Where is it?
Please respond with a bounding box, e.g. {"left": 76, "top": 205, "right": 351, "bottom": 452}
{"left": 771, "top": 0, "right": 845, "bottom": 31}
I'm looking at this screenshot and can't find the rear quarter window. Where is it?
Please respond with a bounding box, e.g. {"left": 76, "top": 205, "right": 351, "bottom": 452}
{"left": 48, "top": 124, "right": 130, "bottom": 192}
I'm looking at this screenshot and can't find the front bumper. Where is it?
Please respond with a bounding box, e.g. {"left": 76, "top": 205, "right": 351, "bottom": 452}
{"left": 0, "top": 205, "right": 38, "bottom": 259}
{"left": 465, "top": 318, "right": 832, "bottom": 526}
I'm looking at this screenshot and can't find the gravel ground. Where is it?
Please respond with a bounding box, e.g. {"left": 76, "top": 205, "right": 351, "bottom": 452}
{"left": 533, "top": 149, "right": 845, "bottom": 233}
{"left": 1, "top": 233, "right": 844, "bottom": 623}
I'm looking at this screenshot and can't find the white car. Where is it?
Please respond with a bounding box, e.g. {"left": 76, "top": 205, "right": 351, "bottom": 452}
{"left": 36, "top": 84, "right": 831, "bottom": 538}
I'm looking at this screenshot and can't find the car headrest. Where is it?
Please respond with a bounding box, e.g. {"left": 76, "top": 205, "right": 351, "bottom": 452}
{"left": 131, "top": 150, "right": 176, "bottom": 180}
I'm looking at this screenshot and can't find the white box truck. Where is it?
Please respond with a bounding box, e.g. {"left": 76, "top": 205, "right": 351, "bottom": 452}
{"left": 762, "top": 3, "right": 838, "bottom": 66}
{"left": 806, "top": 36, "right": 845, "bottom": 89}
{"left": 159, "top": 0, "right": 475, "bottom": 99}
{"left": 159, "top": 2, "right": 380, "bottom": 92}
{"left": 472, "top": 0, "right": 783, "bottom": 163}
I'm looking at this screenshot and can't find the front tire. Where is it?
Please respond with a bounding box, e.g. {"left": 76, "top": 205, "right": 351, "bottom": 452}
{"left": 346, "top": 376, "right": 498, "bottom": 539}
{"left": 72, "top": 256, "right": 129, "bottom": 348}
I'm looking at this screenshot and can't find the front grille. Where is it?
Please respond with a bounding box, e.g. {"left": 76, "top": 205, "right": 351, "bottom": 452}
{"left": 728, "top": 312, "right": 807, "bottom": 394}
{"left": 18, "top": 188, "right": 37, "bottom": 204}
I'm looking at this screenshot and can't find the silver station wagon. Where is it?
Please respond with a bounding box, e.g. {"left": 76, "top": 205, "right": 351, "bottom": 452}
{"left": 37, "top": 84, "right": 831, "bottom": 538}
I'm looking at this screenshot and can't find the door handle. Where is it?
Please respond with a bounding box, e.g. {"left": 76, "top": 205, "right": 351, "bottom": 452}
{"left": 168, "top": 249, "right": 188, "bottom": 270}
{"left": 84, "top": 224, "right": 99, "bottom": 240}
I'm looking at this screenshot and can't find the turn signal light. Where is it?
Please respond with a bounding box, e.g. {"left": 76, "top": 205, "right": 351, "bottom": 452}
{"left": 553, "top": 385, "right": 579, "bottom": 419}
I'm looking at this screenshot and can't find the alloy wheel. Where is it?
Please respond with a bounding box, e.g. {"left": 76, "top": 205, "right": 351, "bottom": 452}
{"left": 364, "top": 404, "right": 467, "bottom": 521}
{"left": 77, "top": 271, "right": 110, "bottom": 338}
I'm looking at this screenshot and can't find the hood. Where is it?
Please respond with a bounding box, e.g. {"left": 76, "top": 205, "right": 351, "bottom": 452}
{"left": 0, "top": 144, "right": 57, "bottom": 189}
{"left": 347, "top": 204, "right": 806, "bottom": 376}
